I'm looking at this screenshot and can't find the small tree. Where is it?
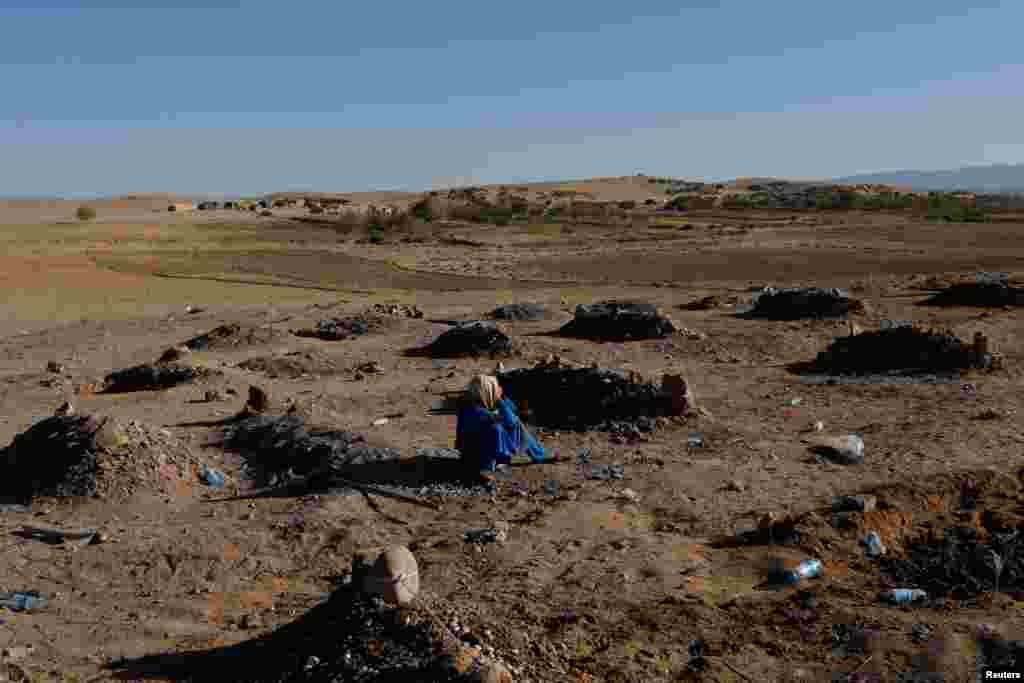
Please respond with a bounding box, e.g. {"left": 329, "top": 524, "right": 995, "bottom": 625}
{"left": 76, "top": 206, "right": 97, "bottom": 221}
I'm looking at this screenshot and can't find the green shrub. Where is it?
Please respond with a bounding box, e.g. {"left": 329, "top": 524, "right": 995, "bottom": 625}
{"left": 666, "top": 195, "right": 690, "bottom": 211}
{"left": 76, "top": 206, "right": 96, "bottom": 221}
{"left": 411, "top": 198, "right": 434, "bottom": 223}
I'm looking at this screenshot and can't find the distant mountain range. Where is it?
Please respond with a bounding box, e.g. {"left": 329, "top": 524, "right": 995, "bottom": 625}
{"left": 834, "top": 163, "right": 1024, "bottom": 193}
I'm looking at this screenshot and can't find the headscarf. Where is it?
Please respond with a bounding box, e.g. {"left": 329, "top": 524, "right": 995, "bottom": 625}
{"left": 465, "top": 374, "right": 500, "bottom": 412}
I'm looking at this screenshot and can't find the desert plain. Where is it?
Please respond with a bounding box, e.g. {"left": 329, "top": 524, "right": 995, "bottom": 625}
{"left": 1, "top": 175, "right": 1023, "bottom": 682}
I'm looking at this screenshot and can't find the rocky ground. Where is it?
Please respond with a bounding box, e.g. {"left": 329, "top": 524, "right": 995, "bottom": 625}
{"left": 0, "top": 204, "right": 1023, "bottom": 682}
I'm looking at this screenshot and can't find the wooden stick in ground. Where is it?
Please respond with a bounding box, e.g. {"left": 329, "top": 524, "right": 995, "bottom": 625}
{"left": 710, "top": 657, "right": 755, "bottom": 683}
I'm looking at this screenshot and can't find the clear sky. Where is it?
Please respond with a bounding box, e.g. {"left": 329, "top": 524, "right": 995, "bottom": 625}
{"left": 0, "top": 0, "right": 1021, "bottom": 197}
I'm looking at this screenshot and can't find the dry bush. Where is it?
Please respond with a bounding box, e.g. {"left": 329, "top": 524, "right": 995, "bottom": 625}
{"left": 76, "top": 206, "right": 97, "bottom": 221}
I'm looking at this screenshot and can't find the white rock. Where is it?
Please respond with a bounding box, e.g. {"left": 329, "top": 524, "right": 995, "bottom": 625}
{"left": 363, "top": 545, "right": 419, "bottom": 605}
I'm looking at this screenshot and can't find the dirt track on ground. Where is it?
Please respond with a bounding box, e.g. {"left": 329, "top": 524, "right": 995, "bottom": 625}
{"left": 0, "top": 203, "right": 1023, "bottom": 682}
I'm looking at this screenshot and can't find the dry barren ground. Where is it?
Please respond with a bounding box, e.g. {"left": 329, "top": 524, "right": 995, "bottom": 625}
{"left": 0, "top": 200, "right": 1023, "bottom": 682}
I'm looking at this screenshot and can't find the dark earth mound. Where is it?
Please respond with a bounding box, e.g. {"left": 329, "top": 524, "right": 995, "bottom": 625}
{"left": 221, "top": 415, "right": 490, "bottom": 497}
{"left": 800, "top": 324, "right": 993, "bottom": 376}
{"left": 741, "top": 286, "right": 862, "bottom": 319}
{"left": 422, "top": 321, "right": 513, "bottom": 358}
{"left": 108, "top": 585, "right": 484, "bottom": 683}
{"left": 184, "top": 323, "right": 271, "bottom": 351}
{"left": 496, "top": 362, "right": 672, "bottom": 431}
{"left": 880, "top": 526, "right": 1024, "bottom": 601}
{"left": 490, "top": 303, "right": 548, "bottom": 321}
{"left": 0, "top": 415, "right": 102, "bottom": 502}
{"left": 920, "top": 281, "right": 1024, "bottom": 307}
{"left": 558, "top": 301, "right": 676, "bottom": 341}
{"left": 102, "top": 363, "right": 199, "bottom": 393}
{"left": 237, "top": 351, "right": 340, "bottom": 379}
{"left": 294, "top": 316, "right": 386, "bottom": 341}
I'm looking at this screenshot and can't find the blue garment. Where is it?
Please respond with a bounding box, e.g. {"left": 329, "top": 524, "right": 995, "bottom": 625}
{"left": 456, "top": 398, "right": 547, "bottom": 472}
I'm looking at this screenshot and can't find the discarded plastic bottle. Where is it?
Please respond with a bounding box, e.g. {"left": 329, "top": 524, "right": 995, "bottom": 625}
{"left": 687, "top": 432, "right": 705, "bottom": 448}
{"left": 200, "top": 466, "right": 226, "bottom": 488}
{"left": 864, "top": 532, "right": 886, "bottom": 558}
{"left": 881, "top": 589, "right": 927, "bottom": 605}
{"left": 781, "top": 560, "right": 824, "bottom": 585}
{"left": 0, "top": 591, "right": 49, "bottom": 611}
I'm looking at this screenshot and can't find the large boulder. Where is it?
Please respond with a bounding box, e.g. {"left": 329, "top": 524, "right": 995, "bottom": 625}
{"left": 558, "top": 301, "right": 676, "bottom": 341}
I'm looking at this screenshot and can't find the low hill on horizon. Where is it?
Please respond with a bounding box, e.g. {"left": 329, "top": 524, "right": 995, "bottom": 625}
{"left": 834, "top": 163, "right": 1024, "bottom": 193}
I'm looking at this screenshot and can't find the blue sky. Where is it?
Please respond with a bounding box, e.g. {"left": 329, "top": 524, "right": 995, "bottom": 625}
{"left": 0, "top": 0, "right": 1021, "bottom": 196}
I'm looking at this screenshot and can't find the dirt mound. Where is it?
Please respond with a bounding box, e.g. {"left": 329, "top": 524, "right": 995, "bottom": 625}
{"left": 366, "top": 303, "right": 424, "bottom": 319}
{"left": 880, "top": 526, "right": 1024, "bottom": 601}
{"left": 921, "top": 281, "right": 1024, "bottom": 307}
{"left": 490, "top": 302, "right": 548, "bottom": 321}
{"left": 221, "top": 414, "right": 386, "bottom": 489}
{"left": 184, "top": 323, "right": 278, "bottom": 351}
{"left": 422, "top": 321, "right": 513, "bottom": 358}
{"left": 0, "top": 415, "right": 198, "bottom": 504}
{"left": 741, "top": 286, "right": 862, "bottom": 319}
{"left": 294, "top": 316, "right": 389, "bottom": 341}
{"left": 110, "top": 585, "right": 495, "bottom": 683}
{"left": 237, "top": 351, "right": 341, "bottom": 379}
{"left": 102, "top": 363, "right": 200, "bottom": 393}
{"left": 802, "top": 323, "right": 995, "bottom": 376}
{"left": 496, "top": 359, "right": 673, "bottom": 431}
{"left": 558, "top": 301, "right": 676, "bottom": 341}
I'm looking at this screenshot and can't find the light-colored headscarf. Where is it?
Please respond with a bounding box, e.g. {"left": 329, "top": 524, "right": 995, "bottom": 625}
{"left": 465, "top": 374, "right": 500, "bottom": 411}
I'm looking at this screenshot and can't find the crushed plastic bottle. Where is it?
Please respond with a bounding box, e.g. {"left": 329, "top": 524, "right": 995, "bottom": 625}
{"left": 864, "top": 531, "right": 886, "bottom": 558}
{"left": 780, "top": 560, "right": 824, "bottom": 585}
{"left": 200, "top": 466, "right": 226, "bottom": 488}
{"left": 0, "top": 591, "right": 49, "bottom": 611}
{"left": 687, "top": 432, "right": 705, "bottom": 448}
{"left": 881, "top": 588, "right": 927, "bottom": 605}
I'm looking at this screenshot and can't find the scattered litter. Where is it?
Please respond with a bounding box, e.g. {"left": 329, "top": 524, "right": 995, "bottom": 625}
{"left": 490, "top": 303, "right": 547, "bottom": 321}
{"left": 12, "top": 526, "right": 98, "bottom": 546}
{"left": 580, "top": 463, "right": 625, "bottom": 481}
{"left": 184, "top": 304, "right": 204, "bottom": 315}
{"left": 864, "top": 532, "right": 886, "bottom": 558}
{"left": 613, "top": 488, "right": 640, "bottom": 503}
{"left": 45, "top": 361, "right": 64, "bottom": 373}
{"left": 880, "top": 588, "right": 927, "bottom": 605}
{"left": 295, "top": 317, "right": 376, "bottom": 341}
{"left": 784, "top": 398, "right": 803, "bottom": 407}
{"left": 372, "top": 418, "right": 390, "bottom": 427}
{"left": 542, "top": 480, "right": 562, "bottom": 497}
{"left": 772, "top": 559, "right": 824, "bottom": 587}
{"left": 686, "top": 639, "right": 706, "bottom": 673}
{"left": 687, "top": 432, "right": 705, "bottom": 448}
{"left": 101, "top": 363, "right": 199, "bottom": 393}
{"left": 430, "top": 359, "right": 450, "bottom": 370}
{"left": 200, "top": 466, "right": 226, "bottom": 488}
{"left": 366, "top": 303, "right": 423, "bottom": 319}
{"left": 0, "top": 504, "right": 30, "bottom": 513}
{"left": 809, "top": 434, "right": 865, "bottom": 465}
{"left": 558, "top": 301, "right": 676, "bottom": 341}
{"left": 833, "top": 495, "right": 877, "bottom": 513}
{"left": 911, "top": 623, "right": 931, "bottom": 643}
{"left": 960, "top": 382, "right": 977, "bottom": 400}
{"left": 880, "top": 526, "right": 1024, "bottom": 600}
{"left": 0, "top": 591, "right": 48, "bottom": 612}
{"left": 464, "top": 522, "right": 509, "bottom": 545}
{"left": 183, "top": 323, "right": 274, "bottom": 350}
